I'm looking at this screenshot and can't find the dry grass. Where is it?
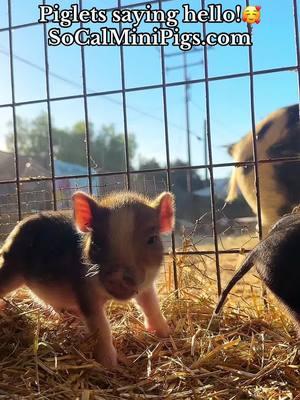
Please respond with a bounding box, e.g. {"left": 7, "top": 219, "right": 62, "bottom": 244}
{"left": 0, "top": 245, "right": 299, "bottom": 399}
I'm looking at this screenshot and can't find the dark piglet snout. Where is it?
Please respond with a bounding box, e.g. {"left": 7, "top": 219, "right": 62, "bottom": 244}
{"left": 101, "top": 266, "right": 142, "bottom": 300}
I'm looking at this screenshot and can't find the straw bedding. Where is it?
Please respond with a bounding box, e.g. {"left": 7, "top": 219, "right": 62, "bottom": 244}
{"left": 0, "top": 250, "right": 299, "bottom": 399}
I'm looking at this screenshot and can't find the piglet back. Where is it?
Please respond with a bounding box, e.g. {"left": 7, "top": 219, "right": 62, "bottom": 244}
{"left": 1, "top": 212, "right": 84, "bottom": 283}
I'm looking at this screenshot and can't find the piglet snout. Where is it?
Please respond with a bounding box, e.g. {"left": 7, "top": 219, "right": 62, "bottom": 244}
{"left": 103, "top": 267, "right": 140, "bottom": 300}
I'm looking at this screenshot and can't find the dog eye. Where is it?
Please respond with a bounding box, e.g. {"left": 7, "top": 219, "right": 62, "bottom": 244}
{"left": 147, "top": 235, "right": 158, "bottom": 245}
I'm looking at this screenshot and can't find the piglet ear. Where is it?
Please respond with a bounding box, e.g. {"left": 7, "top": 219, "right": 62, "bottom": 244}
{"left": 72, "top": 191, "right": 98, "bottom": 232}
{"left": 153, "top": 192, "right": 175, "bottom": 234}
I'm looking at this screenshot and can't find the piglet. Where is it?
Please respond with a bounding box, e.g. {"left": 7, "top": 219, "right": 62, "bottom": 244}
{"left": 0, "top": 191, "right": 175, "bottom": 367}
{"left": 214, "top": 210, "right": 300, "bottom": 334}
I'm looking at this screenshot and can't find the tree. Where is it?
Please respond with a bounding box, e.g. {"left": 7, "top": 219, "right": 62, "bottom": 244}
{"left": 171, "top": 159, "right": 205, "bottom": 191}
{"left": 93, "top": 125, "right": 136, "bottom": 172}
{"left": 139, "top": 157, "right": 205, "bottom": 192}
{"left": 6, "top": 113, "right": 51, "bottom": 161}
{"left": 6, "top": 113, "right": 137, "bottom": 172}
{"left": 138, "top": 157, "right": 161, "bottom": 170}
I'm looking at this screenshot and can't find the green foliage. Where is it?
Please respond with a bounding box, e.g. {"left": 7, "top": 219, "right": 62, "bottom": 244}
{"left": 6, "top": 113, "right": 50, "bottom": 161}
{"left": 93, "top": 125, "right": 137, "bottom": 172}
{"left": 6, "top": 112, "right": 202, "bottom": 193}
{"left": 6, "top": 113, "right": 137, "bottom": 172}
{"left": 139, "top": 157, "right": 205, "bottom": 191}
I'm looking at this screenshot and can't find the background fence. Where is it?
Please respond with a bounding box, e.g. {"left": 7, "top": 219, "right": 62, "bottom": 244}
{"left": 0, "top": 0, "right": 299, "bottom": 297}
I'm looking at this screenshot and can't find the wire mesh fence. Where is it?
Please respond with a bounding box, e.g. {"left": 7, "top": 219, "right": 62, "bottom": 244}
{"left": 0, "top": 0, "right": 299, "bottom": 298}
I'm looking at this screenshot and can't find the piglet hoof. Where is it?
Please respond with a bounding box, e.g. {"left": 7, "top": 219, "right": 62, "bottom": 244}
{"left": 94, "top": 345, "right": 118, "bottom": 369}
{"left": 145, "top": 318, "right": 171, "bottom": 338}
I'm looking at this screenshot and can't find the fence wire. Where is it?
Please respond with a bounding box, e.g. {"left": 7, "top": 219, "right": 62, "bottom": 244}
{"left": 0, "top": 0, "right": 300, "bottom": 296}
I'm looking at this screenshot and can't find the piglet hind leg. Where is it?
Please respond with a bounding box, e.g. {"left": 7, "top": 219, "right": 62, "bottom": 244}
{"left": 135, "top": 285, "right": 170, "bottom": 338}
{"left": 75, "top": 280, "right": 118, "bottom": 368}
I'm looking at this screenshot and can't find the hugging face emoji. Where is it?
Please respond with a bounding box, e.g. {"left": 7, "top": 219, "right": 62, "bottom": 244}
{"left": 242, "top": 6, "right": 261, "bottom": 24}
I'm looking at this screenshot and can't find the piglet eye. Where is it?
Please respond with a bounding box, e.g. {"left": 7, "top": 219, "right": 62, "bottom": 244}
{"left": 147, "top": 235, "right": 158, "bottom": 245}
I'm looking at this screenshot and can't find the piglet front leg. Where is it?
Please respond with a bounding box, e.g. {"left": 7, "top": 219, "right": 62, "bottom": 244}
{"left": 135, "top": 285, "right": 170, "bottom": 338}
{"left": 84, "top": 307, "right": 118, "bottom": 368}
{"left": 75, "top": 280, "right": 118, "bottom": 368}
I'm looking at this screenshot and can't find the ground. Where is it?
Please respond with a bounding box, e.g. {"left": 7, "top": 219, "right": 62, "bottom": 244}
{"left": 0, "top": 235, "right": 299, "bottom": 399}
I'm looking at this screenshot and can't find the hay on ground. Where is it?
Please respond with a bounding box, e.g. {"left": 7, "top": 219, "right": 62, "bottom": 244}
{"left": 0, "top": 236, "right": 299, "bottom": 399}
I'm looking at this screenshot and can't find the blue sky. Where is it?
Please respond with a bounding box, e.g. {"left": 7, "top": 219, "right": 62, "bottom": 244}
{"left": 0, "top": 0, "right": 299, "bottom": 179}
